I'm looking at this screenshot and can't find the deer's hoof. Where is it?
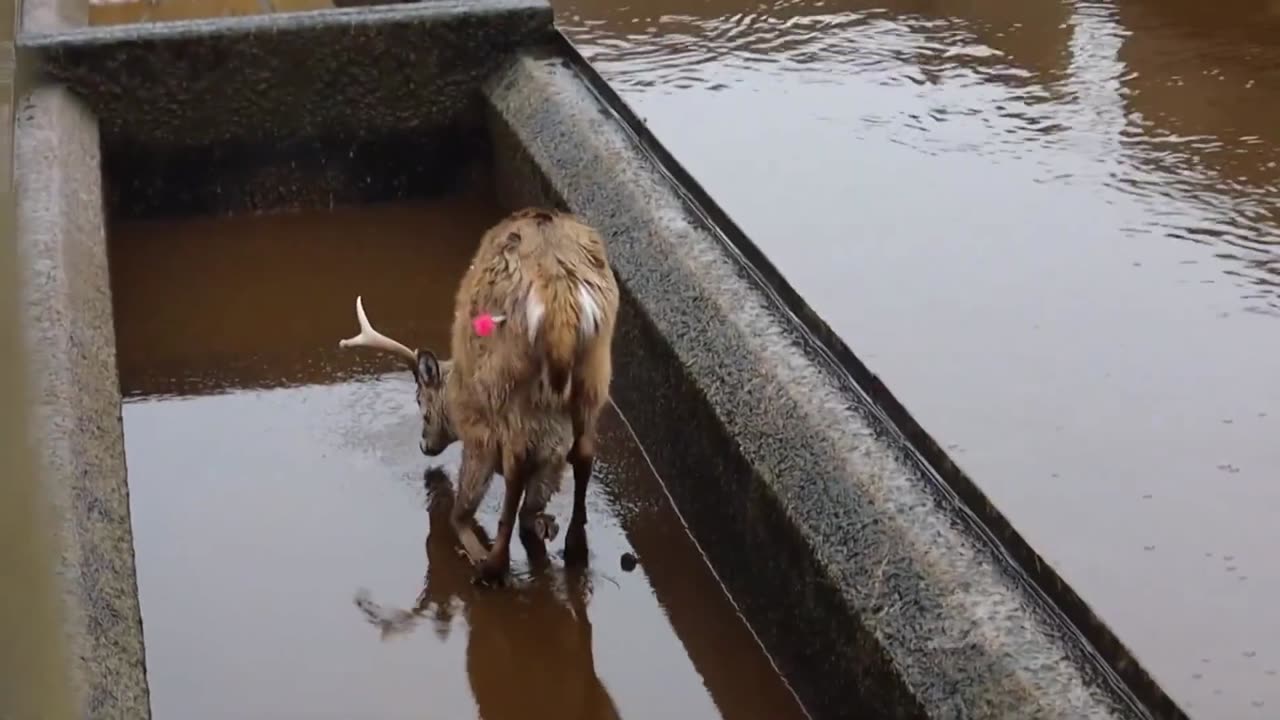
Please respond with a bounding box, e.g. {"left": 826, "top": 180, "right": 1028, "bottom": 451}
{"left": 534, "top": 513, "right": 560, "bottom": 543}
{"left": 563, "top": 523, "right": 589, "bottom": 568}
{"left": 473, "top": 555, "right": 509, "bottom": 587}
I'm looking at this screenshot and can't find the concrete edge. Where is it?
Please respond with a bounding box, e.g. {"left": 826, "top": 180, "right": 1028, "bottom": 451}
{"left": 484, "top": 49, "right": 1148, "bottom": 720}
{"left": 19, "top": 0, "right": 547, "bottom": 44}
{"left": 19, "top": 0, "right": 555, "bottom": 149}
{"left": 15, "top": 83, "right": 151, "bottom": 719}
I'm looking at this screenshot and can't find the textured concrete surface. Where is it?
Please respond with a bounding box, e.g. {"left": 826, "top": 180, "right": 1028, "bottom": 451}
{"left": 21, "top": 0, "right": 553, "bottom": 149}
{"left": 484, "top": 50, "right": 1152, "bottom": 720}
{"left": 15, "top": 83, "right": 152, "bottom": 720}
{"left": 100, "top": 126, "right": 493, "bottom": 219}
{"left": 19, "top": 0, "right": 549, "bottom": 217}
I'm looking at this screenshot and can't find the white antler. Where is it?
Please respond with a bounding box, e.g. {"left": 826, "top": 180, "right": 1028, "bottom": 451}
{"left": 338, "top": 296, "right": 418, "bottom": 366}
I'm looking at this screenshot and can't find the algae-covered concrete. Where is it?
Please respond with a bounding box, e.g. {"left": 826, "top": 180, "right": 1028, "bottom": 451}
{"left": 2, "top": 5, "right": 84, "bottom": 718}
{"left": 483, "top": 50, "right": 1151, "bottom": 720}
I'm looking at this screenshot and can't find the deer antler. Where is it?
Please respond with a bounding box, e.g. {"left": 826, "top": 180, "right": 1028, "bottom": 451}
{"left": 338, "top": 296, "right": 418, "bottom": 367}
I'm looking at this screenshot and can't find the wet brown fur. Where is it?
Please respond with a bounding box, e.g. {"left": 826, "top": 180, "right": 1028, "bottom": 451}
{"left": 411, "top": 207, "right": 619, "bottom": 584}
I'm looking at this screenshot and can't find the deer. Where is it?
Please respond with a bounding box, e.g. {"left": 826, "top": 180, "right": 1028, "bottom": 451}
{"left": 338, "top": 207, "right": 620, "bottom": 585}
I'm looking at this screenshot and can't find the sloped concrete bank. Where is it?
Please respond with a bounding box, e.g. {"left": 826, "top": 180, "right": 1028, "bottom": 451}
{"left": 15, "top": 1, "right": 1169, "bottom": 717}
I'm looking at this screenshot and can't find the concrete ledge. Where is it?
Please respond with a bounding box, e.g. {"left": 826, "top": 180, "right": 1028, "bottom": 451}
{"left": 484, "top": 49, "right": 1147, "bottom": 720}
{"left": 19, "top": 0, "right": 548, "bottom": 218}
{"left": 21, "top": 0, "right": 554, "bottom": 148}
{"left": 15, "top": 83, "right": 151, "bottom": 720}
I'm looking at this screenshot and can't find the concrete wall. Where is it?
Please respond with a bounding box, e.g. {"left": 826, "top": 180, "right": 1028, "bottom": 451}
{"left": 15, "top": 82, "right": 152, "bottom": 719}
{"left": 482, "top": 48, "right": 1153, "bottom": 720}
{"left": 16, "top": 0, "right": 152, "bottom": 714}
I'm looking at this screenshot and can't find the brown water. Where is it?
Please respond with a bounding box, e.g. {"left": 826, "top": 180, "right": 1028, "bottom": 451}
{"left": 93, "top": 0, "right": 1280, "bottom": 714}
{"left": 552, "top": 0, "right": 1280, "bottom": 716}
{"left": 109, "top": 195, "right": 811, "bottom": 720}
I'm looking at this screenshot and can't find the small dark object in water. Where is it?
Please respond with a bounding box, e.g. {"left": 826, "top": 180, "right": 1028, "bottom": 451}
{"left": 621, "top": 552, "right": 638, "bottom": 572}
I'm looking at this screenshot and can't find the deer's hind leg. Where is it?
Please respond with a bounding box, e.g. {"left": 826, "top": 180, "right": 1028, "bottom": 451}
{"left": 564, "top": 420, "right": 596, "bottom": 569}
{"left": 518, "top": 459, "right": 565, "bottom": 566}
{"left": 452, "top": 440, "right": 497, "bottom": 567}
{"left": 475, "top": 445, "right": 532, "bottom": 586}
{"left": 565, "top": 346, "right": 610, "bottom": 568}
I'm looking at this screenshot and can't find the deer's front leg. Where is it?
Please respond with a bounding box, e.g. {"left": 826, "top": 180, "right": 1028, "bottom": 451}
{"left": 451, "top": 441, "right": 496, "bottom": 567}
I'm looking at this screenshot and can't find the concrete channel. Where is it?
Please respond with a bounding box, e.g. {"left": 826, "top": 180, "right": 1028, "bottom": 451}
{"left": 11, "top": 0, "right": 1178, "bottom": 717}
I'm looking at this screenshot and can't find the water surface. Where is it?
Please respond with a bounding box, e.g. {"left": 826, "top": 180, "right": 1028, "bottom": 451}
{"left": 554, "top": 0, "right": 1280, "bottom": 715}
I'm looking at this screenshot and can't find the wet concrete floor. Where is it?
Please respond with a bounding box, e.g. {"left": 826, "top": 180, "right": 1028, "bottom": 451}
{"left": 109, "top": 193, "right": 812, "bottom": 720}
{"left": 89, "top": 0, "right": 1280, "bottom": 714}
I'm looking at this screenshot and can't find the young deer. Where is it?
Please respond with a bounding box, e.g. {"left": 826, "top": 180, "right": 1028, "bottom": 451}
{"left": 338, "top": 208, "right": 619, "bottom": 584}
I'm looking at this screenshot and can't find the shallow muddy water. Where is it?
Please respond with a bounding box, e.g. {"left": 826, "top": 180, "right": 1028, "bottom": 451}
{"left": 110, "top": 198, "right": 811, "bottom": 720}
{"left": 554, "top": 0, "right": 1280, "bottom": 715}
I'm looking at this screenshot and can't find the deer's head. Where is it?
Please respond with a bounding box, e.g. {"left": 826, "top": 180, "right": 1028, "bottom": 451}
{"left": 338, "top": 296, "right": 456, "bottom": 456}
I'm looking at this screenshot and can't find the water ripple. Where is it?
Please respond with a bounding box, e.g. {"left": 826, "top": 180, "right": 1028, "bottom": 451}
{"left": 556, "top": 2, "right": 1280, "bottom": 715}
{"left": 559, "top": 0, "right": 1280, "bottom": 299}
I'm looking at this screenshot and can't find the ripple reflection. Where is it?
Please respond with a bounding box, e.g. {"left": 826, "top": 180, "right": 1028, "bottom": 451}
{"left": 559, "top": 0, "right": 1280, "bottom": 302}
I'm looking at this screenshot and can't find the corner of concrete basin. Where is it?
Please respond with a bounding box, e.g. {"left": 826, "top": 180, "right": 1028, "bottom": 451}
{"left": 14, "top": 82, "right": 152, "bottom": 719}
{"left": 21, "top": 0, "right": 556, "bottom": 150}
{"left": 19, "top": 0, "right": 556, "bottom": 217}
{"left": 483, "top": 46, "right": 1153, "bottom": 720}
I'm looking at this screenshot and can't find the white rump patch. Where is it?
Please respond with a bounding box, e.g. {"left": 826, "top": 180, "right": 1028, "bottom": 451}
{"left": 577, "top": 283, "right": 601, "bottom": 339}
{"left": 525, "top": 286, "right": 546, "bottom": 343}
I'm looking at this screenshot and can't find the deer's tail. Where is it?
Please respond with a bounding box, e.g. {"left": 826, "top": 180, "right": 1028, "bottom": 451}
{"left": 528, "top": 277, "right": 604, "bottom": 395}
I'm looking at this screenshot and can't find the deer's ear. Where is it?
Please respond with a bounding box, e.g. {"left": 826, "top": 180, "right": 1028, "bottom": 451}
{"left": 416, "top": 350, "right": 440, "bottom": 384}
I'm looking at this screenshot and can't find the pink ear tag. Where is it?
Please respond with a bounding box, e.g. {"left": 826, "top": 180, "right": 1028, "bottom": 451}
{"left": 472, "top": 313, "right": 506, "bottom": 337}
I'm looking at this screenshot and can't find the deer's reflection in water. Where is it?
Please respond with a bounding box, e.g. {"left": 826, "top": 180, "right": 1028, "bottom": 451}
{"left": 355, "top": 468, "right": 623, "bottom": 720}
